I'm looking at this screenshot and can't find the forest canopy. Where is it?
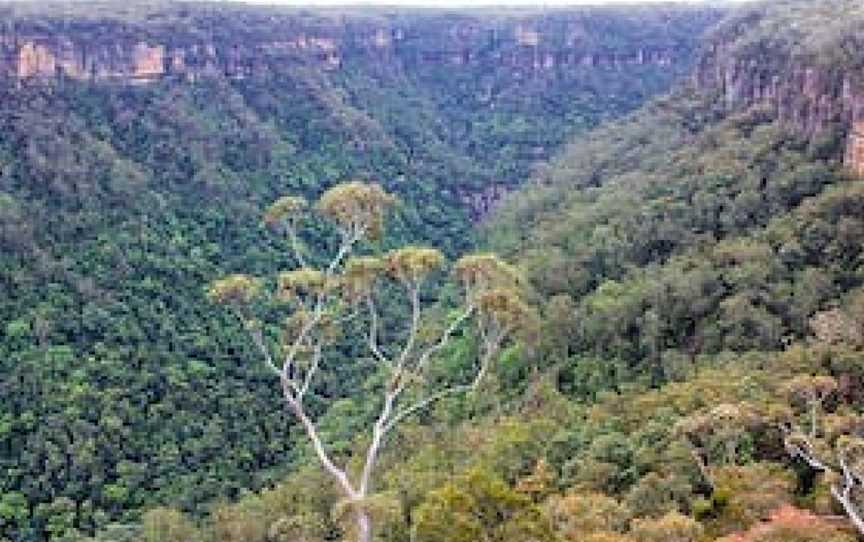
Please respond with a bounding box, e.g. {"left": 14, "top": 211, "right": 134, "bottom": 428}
{"left": 10, "top": 1, "right": 864, "bottom": 542}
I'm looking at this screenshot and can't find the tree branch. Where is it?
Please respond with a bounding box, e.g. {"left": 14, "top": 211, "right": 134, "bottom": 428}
{"left": 259, "top": 221, "right": 365, "bottom": 496}
{"left": 366, "top": 296, "right": 389, "bottom": 366}
{"left": 411, "top": 304, "right": 476, "bottom": 376}
{"left": 381, "top": 321, "right": 507, "bottom": 436}
{"left": 359, "top": 283, "right": 426, "bottom": 496}
{"left": 286, "top": 224, "right": 309, "bottom": 268}
{"left": 360, "top": 304, "right": 494, "bottom": 494}
{"left": 282, "top": 378, "right": 357, "bottom": 498}
{"left": 781, "top": 427, "right": 864, "bottom": 537}
{"left": 395, "top": 283, "right": 421, "bottom": 370}
{"left": 783, "top": 431, "right": 831, "bottom": 472}
{"left": 359, "top": 390, "right": 396, "bottom": 495}
{"left": 282, "top": 302, "right": 323, "bottom": 386}
{"left": 281, "top": 228, "right": 360, "bottom": 396}
{"left": 247, "top": 320, "right": 283, "bottom": 377}
{"left": 474, "top": 318, "right": 508, "bottom": 390}
{"left": 832, "top": 455, "right": 864, "bottom": 536}
{"left": 327, "top": 225, "right": 365, "bottom": 276}
{"left": 382, "top": 384, "right": 473, "bottom": 436}
{"left": 299, "top": 340, "right": 323, "bottom": 400}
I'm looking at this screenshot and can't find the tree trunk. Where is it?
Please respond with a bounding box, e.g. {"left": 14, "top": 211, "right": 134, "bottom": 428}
{"left": 810, "top": 397, "right": 818, "bottom": 438}
{"left": 356, "top": 508, "right": 372, "bottom": 542}
{"left": 831, "top": 484, "right": 864, "bottom": 537}
{"left": 726, "top": 439, "right": 736, "bottom": 466}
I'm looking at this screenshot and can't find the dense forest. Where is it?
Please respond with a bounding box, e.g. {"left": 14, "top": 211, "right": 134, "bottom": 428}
{"left": 0, "top": 2, "right": 720, "bottom": 540}
{"left": 6, "top": 1, "right": 864, "bottom": 542}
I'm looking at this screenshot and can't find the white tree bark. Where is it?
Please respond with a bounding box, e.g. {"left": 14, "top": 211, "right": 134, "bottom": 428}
{"left": 831, "top": 458, "right": 864, "bottom": 536}
{"left": 241, "top": 233, "right": 509, "bottom": 541}
{"left": 784, "top": 430, "right": 864, "bottom": 537}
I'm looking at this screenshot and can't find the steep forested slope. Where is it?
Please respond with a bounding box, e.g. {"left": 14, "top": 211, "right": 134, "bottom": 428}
{"left": 122, "top": 4, "right": 864, "bottom": 542}
{"left": 487, "top": 0, "right": 864, "bottom": 388}
{"left": 0, "top": 3, "right": 721, "bottom": 540}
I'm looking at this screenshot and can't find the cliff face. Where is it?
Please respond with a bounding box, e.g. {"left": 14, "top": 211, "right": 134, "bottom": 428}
{"left": 692, "top": 22, "right": 864, "bottom": 175}
{"left": 694, "top": 43, "right": 864, "bottom": 135}
{"left": 847, "top": 123, "right": 864, "bottom": 176}
{"left": 0, "top": 34, "right": 341, "bottom": 82}
{"left": 3, "top": 37, "right": 167, "bottom": 80}
{"left": 0, "top": 14, "right": 700, "bottom": 85}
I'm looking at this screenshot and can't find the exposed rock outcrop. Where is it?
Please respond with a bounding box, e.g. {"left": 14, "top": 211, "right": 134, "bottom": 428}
{"left": 0, "top": 7, "right": 718, "bottom": 220}
{"left": 0, "top": 18, "right": 689, "bottom": 85}
{"left": 693, "top": 37, "right": 864, "bottom": 174}
{"left": 846, "top": 122, "right": 864, "bottom": 177}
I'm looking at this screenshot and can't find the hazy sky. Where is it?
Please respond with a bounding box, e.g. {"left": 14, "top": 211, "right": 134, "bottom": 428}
{"left": 236, "top": 0, "right": 754, "bottom": 7}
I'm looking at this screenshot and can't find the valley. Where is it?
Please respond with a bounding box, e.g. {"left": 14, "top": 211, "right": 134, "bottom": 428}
{"left": 5, "top": 2, "right": 864, "bottom": 542}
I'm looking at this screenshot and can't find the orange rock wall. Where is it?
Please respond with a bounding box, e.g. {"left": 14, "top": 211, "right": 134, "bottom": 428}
{"left": 5, "top": 36, "right": 346, "bottom": 82}
{"left": 132, "top": 43, "right": 165, "bottom": 79}
{"left": 17, "top": 41, "right": 55, "bottom": 78}
{"left": 2, "top": 27, "right": 682, "bottom": 85}
{"left": 694, "top": 39, "right": 864, "bottom": 177}
{"left": 846, "top": 121, "right": 864, "bottom": 177}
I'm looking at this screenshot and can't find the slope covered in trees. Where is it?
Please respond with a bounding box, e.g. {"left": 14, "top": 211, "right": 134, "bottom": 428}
{"left": 121, "top": 346, "right": 864, "bottom": 542}
{"left": 0, "top": 3, "right": 722, "bottom": 540}
{"left": 127, "top": 3, "right": 864, "bottom": 542}
{"left": 486, "top": 0, "right": 864, "bottom": 387}
{"left": 19, "top": 1, "right": 864, "bottom": 542}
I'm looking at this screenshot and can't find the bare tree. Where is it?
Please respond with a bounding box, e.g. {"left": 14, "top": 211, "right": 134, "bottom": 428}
{"left": 783, "top": 430, "right": 864, "bottom": 535}
{"left": 208, "top": 181, "right": 534, "bottom": 542}
{"left": 780, "top": 375, "right": 864, "bottom": 536}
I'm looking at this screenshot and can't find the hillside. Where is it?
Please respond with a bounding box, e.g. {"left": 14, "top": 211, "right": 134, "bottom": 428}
{"left": 487, "top": 0, "right": 864, "bottom": 386}
{"left": 131, "top": 3, "right": 864, "bottom": 542}
{"left": 0, "top": 3, "right": 722, "bottom": 540}
{"left": 15, "top": 2, "right": 864, "bottom": 542}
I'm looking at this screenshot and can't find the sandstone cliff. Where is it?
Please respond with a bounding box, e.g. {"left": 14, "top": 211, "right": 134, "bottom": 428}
{"left": 0, "top": 8, "right": 712, "bottom": 84}
{"left": 691, "top": 7, "right": 864, "bottom": 175}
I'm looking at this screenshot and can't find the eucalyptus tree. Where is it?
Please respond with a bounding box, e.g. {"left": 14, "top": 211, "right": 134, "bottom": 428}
{"left": 208, "top": 181, "right": 534, "bottom": 542}
{"left": 780, "top": 375, "right": 864, "bottom": 536}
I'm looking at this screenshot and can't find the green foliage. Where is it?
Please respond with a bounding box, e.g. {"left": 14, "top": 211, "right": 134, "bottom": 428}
{"left": 385, "top": 247, "right": 445, "bottom": 283}
{"left": 487, "top": 69, "right": 863, "bottom": 388}
{"left": 121, "top": 340, "right": 864, "bottom": 542}
{"left": 316, "top": 182, "right": 395, "bottom": 239}
{"left": 0, "top": 5, "right": 718, "bottom": 537}
{"left": 713, "top": 505, "right": 857, "bottom": 542}
{"left": 547, "top": 491, "right": 632, "bottom": 539}
{"left": 139, "top": 508, "right": 200, "bottom": 542}
{"left": 412, "top": 468, "right": 554, "bottom": 542}
{"left": 625, "top": 473, "right": 693, "bottom": 519}
{"left": 700, "top": 464, "right": 796, "bottom": 538}
{"left": 708, "top": 0, "right": 864, "bottom": 71}
{"left": 207, "top": 274, "right": 262, "bottom": 306}
{"left": 20, "top": 3, "right": 864, "bottom": 542}
{"left": 263, "top": 196, "right": 308, "bottom": 230}
{"left": 630, "top": 511, "right": 702, "bottom": 542}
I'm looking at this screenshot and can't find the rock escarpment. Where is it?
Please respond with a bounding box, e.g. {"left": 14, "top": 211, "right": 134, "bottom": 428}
{"left": 0, "top": 33, "right": 343, "bottom": 82}
{"left": 694, "top": 44, "right": 864, "bottom": 137}
{"left": 847, "top": 123, "right": 864, "bottom": 176}
{"left": 0, "top": 8, "right": 710, "bottom": 84}
{"left": 692, "top": 10, "right": 864, "bottom": 174}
